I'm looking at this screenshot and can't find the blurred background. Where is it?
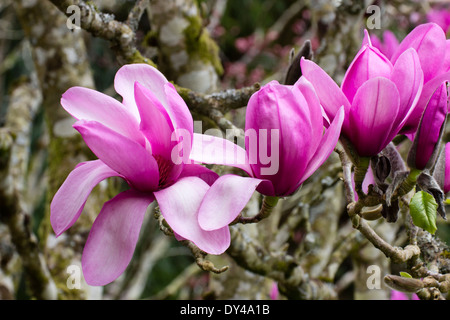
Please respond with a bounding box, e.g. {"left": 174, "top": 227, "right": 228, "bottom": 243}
{"left": 0, "top": 0, "right": 449, "bottom": 300}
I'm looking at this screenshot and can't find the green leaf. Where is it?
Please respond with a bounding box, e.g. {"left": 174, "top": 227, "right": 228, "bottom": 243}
{"left": 409, "top": 191, "right": 438, "bottom": 234}
{"left": 400, "top": 272, "right": 412, "bottom": 278}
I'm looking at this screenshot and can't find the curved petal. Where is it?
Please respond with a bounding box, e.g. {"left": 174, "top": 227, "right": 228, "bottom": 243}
{"left": 198, "top": 175, "right": 264, "bottom": 231}
{"left": 391, "top": 23, "right": 446, "bottom": 82}
{"left": 300, "top": 58, "right": 351, "bottom": 120}
{"left": 50, "top": 160, "right": 122, "bottom": 237}
{"left": 154, "top": 177, "right": 230, "bottom": 255}
{"left": 164, "top": 82, "right": 194, "bottom": 137}
{"left": 61, "top": 87, "right": 144, "bottom": 146}
{"left": 190, "top": 133, "right": 253, "bottom": 176}
{"left": 341, "top": 44, "right": 393, "bottom": 104}
{"left": 73, "top": 120, "right": 159, "bottom": 191}
{"left": 444, "top": 40, "right": 450, "bottom": 73}
{"left": 381, "top": 30, "right": 399, "bottom": 60}
{"left": 389, "top": 48, "right": 424, "bottom": 134}
{"left": 348, "top": 77, "right": 400, "bottom": 157}
{"left": 412, "top": 82, "right": 448, "bottom": 170}
{"left": 114, "top": 64, "right": 169, "bottom": 120}
{"left": 445, "top": 143, "right": 450, "bottom": 194}
{"left": 295, "top": 106, "right": 345, "bottom": 189}
{"left": 82, "top": 189, "right": 154, "bottom": 286}
{"left": 245, "top": 81, "right": 314, "bottom": 196}
{"left": 177, "top": 164, "right": 219, "bottom": 186}
{"left": 134, "top": 81, "right": 174, "bottom": 160}
{"left": 414, "top": 71, "right": 450, "bottom": 131}
{"left": 294, "top": 77, "right": 324, "bottom": 154}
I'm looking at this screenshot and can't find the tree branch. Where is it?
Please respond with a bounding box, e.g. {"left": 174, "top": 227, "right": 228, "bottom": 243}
{"left": 0, "top": 82, "right": 57, "bottom": 299}
{"left": 49, "top": 0, "right": 155, "bottom": 66}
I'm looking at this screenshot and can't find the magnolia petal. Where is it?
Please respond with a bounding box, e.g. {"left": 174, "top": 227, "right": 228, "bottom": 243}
{"left": 73, "top": 120, "right": 159, "bottom": 191}
{"left": 415, "top": 71, "right": 450, "bottom": 127}
{"left": 341, "top": 44, "right": 393, "bottom": 104}
{"left": 391, "top": 23, "right": 446, "bottom": 82}
{"left": 444, "top": 40, "right": 450, "bottom": 73}
{"left": 50, "top": 160, "right": 122, "bottom": 237}
{"left": 389, "top": 48, "right": 424, "bottom": 134}
{"left": 164, "top": 83, "right": 194, "bottom": 138}
{"left": 162, "top": 82, "right": 195, "bottom": 181}
{"left": 82, "top": 189, "right": 154, "bottom": 286}
{"left": 300, "top": 58, "right": 351, "bottom": 120}
{"left": 381, "top": 30, "right": 399, "bottom": 60}
{"left": 363, "top": 29, "right": 373, "bottom": 46}
{"left": 348, "top": 77, "right": 400, "bottom": 157}
{"left": 245, "top": 81, "right": 315, "bottom": 196}
{"left": 198, "top": 175, "right": 264, "bottom": 231}
{"left": 154, "top": 177, "right": 230, "bottom": 255}
{"left": 114, "top": 64, "right": 169, "bottom": 120}
{"left": 190, "top": 133, "right": 253, "bottom": 176}
{"left": 295, "top": 106, "right": 345, "bottom": 189}
{"left": 411, "top": 82, "right": 448, "bottom": 170}
{"left": 61, "top": 87, "right": 144, "bottom": 146}
{"left": 134, "top": 81, "right": 174, "bottom": 160}
{"left": 445, "top": 143, "right": 450, "bottom": 194}
{"left": 177, "top": 163, "right": 219, "bottom": 186}
{"left": 294, "top": 77, "right": 324, "bottom": 154}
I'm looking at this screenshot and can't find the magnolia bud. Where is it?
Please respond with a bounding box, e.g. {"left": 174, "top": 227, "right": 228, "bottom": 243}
{"left": 384, "top": 275, "right": 424, "bottom": 293}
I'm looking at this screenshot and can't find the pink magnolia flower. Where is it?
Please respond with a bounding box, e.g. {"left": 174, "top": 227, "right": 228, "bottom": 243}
{"left": 389, "top": 23, "right": 450, "bottom": 134}
{"left": 50, "top": 64, "right": 231, "bottom": 286}
{"left": 189, "top": 79, "right": 344, "bottom": 231}
{"left": 301, "top": 30, "right": 424, "bottom": 157}
{"left": 407, "top": 82, "right": 448, "bottom": 170}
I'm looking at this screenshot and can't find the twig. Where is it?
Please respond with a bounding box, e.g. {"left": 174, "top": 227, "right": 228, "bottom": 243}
{"left": 181, "top": 240, "right": 229, "bottom": 274}
{"left": 226, "top": 225, "right": 337, "bottom": 300}
{"left": 49, "top": 0, "right": 154, "bottom": 66}
{"left": 356, "top": 219, "right": 420, "bottom": 264}
{"left": 177, "top": 83, "right": 261, "bottom": 115}
{"left": 126, "top": 0, "right": 149, "bottom": 32}
{"left": 154, "top": 206, "right": 228, "bottom": 274}
{"left": 337, "top": 144, "right": 421, "bottom": 265}
{"left": 147, "top": 263, "right": 202, "bottom": 300}
{"left": 384, "top": 274, "right": 450, "bottom": 299}
{"left": 335, "top": 145, "right": 355, "bottom": 204}
{"left": 233, "top": 196, "right": 279, "bottom": 225}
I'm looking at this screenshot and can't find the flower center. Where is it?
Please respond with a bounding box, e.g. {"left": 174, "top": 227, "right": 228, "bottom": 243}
{"left": 154, "top": 155, "right": 174, "bottom": 189}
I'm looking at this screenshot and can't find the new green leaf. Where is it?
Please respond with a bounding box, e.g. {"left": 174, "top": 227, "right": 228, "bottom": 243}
{"left": 409, "top": 191, "right": 438, "bottom": 234}
{"left": 400, "top": 272, "right": 412, "bottom": 278}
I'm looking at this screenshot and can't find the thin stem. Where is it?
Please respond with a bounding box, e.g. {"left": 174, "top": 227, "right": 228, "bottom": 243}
{"left": 353, "top": 156, "right": 370, "bottom": 200}
{"left": 234, "top": 196, "right": 279, "bottom": 225}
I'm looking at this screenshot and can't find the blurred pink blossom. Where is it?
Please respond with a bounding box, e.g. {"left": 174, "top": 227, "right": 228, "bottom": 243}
{"left": 390, "top": 290, "right": 420, "bottom": 300}
{"left": 426, "top": 8, "right": 450, "bottom": 33}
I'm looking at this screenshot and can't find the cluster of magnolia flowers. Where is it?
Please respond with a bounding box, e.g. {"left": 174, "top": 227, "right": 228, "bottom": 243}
{"left": 51, "top": 22, "right": 450, "bottom": 286}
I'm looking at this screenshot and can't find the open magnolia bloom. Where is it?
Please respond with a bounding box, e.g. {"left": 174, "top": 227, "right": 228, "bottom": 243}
{"left": 389, "top": 22, "right": 449, "bottom": 134}
{"left": 300, "top": 30, "right": 424, "bottom": 157}
{"left": 189, "top": 79, "right": 344, "bottom": 231}
{"left": 51, "top": 64, "right": 233, "bottom": 286}
{"left": 384, "top": 23, "right": 450, "bottom": 171}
